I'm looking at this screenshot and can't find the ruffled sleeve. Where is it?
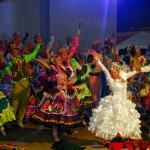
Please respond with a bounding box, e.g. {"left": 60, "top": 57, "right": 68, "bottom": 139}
{"left": 70, "top": 58, "right": 82, "bottom": 70}
{"left": 76, "top": 64, "right": 92, "bottom": 81}
{"left": 120, "top": 70, "right": 137, "bottom": 80}
{"left": 141, "top": 65, "right": 150, "bottom": 73}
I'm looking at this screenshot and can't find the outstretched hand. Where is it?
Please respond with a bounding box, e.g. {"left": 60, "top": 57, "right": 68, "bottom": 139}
{"left": 111, "top": 48, "right": 119, "bottom": 56}
{"left": 77, "top": 22, "right": 83, "bottom": 36}
{"left": 114, "top": 48, "right": 119, "bottom": 56}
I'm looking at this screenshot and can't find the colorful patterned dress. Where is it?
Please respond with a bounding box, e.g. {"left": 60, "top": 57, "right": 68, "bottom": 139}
{"left": 32, "top": 65, "right": 81, "bottom": 126}
{"left": 70, "top": 58, "right": 93, "bottom": 109}
{"left": 0, "top": 91, "right": 15, "bottom": 126}
{"left": 24, "top": 61, "right": 43, "bottom": 121}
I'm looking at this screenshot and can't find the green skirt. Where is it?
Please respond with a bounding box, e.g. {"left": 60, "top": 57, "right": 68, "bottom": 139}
{"left": 0, "top": 91, "right": 16, "bottom": 126}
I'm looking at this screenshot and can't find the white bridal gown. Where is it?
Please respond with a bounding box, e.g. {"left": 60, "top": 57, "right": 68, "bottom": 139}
{"left": 88, "top": 61, "right": 142, "bottom": 140}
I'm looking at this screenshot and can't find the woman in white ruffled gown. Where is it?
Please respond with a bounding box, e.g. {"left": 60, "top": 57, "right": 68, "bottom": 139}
{"left": 88, "top": 60, "right": 142, "bottom": 141}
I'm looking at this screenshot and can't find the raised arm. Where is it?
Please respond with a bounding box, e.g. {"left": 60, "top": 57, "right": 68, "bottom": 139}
{"left": 35, "top": 59, "right": 51, "bottom": 70}
{"left": 47, "top": 32, "right": 54, "bottom": 53}
{"left": 140, "top": 65, "right": 150, "bottom": 73}
{"left": 68, "top": 35, "right": 79, "bottom": 59}
{"left": 76, "top": 22, "right": 82, "bottom": 36}
{"left": 120, "top": 70, "right": 137, "bottom": 80}
{"left": 24, "top": 43, "right": 40, "bottom": 63}
{"left": 68, "top": 22, "right": 81, "bottom": 58}
{"left": 97, "top": 60, "right": 114, "bottom": 85}
{"left": 113, "top": 48, "right": 120, "bottom": 63}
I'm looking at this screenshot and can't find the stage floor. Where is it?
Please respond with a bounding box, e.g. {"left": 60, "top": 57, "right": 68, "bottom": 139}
{"left": 0, "top": 120, "right": 149, "bottom": 150}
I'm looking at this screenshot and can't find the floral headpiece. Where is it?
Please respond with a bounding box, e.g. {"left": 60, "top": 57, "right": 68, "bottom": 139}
{"left": 110, "top": 62, "right": 122, "bottom": 70}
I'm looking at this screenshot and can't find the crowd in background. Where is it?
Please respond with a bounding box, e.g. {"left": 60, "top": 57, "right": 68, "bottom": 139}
{"left": 0, "top": 24, "right": 150, "bottom": 143}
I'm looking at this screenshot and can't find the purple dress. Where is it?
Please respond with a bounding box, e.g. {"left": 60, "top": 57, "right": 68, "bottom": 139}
{"left": 32, "top": 65, "right": 82, "bottom": 126}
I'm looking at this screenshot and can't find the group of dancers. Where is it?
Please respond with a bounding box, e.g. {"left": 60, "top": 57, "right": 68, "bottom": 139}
{"left": 0, "top": 23, "right": 150, "bottom": 149}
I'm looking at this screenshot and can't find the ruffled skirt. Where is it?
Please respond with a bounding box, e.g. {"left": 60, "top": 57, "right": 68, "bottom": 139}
{"left": 88, "top": 94, "right": 142, "bottom": 140}
{"left": 74, "top": 83, "right": 93, "bottom": 109}
{"left": 32, "top": 91, "right": 82, "bottom": 126}
{"left": 0, "top": 92, "right": 16, "bottom": 126}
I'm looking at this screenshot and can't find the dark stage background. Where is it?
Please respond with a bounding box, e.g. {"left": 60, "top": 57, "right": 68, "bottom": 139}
{"left": 1, "top": 0, "right": 150, "bottom": 52}
{"left": 0, "top": 0, "right": 117, "bottom": 52}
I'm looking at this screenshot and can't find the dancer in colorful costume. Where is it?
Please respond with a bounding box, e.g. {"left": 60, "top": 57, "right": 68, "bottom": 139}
{"left": 32, "top": 55, "right": 82, "bottom": 142}
{"left": 0, "top": 91, "right": 15, "bottom": 136}
{"left": 1, "top": 43, "right": 40, "bottom": 128}
{"left": 0, "top": 39, "right": 13, "bottom": 100}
